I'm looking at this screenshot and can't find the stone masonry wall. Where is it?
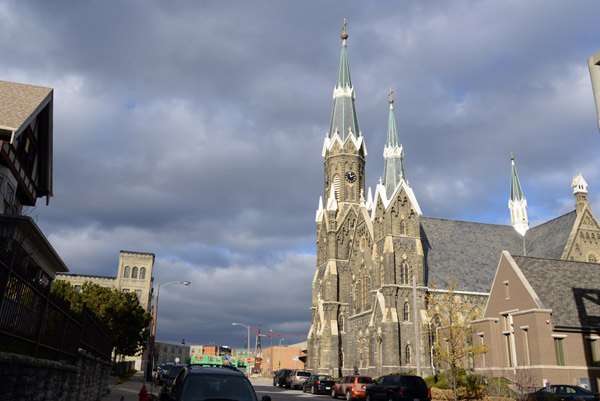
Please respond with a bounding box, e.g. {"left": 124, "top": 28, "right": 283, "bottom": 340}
{"left": 0, "top": 350, "right": 111, "bottom": 401}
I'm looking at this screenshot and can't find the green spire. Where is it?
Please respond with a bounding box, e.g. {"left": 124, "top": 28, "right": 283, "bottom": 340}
{"left": 383, "top": 89, "right": 405, "bottom": 199}
{"left": 328, "top": 20, "right": 360, "bottom": 142}
{"left": 510, "top": 153, "right": 524, "bottom": 201}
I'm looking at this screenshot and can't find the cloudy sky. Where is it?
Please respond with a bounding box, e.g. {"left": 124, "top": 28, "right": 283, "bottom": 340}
{"left": 3, "top": 1, "right": 600, "bottom": 349}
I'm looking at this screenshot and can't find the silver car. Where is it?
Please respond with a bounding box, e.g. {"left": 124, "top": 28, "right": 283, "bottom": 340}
{"left": 286, "top": 370, "right": 311, "bottom": 390}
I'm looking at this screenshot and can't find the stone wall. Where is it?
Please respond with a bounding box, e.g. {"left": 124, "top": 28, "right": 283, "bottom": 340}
{"left": 0, "top": 350, "right": 111, "bottom": 401}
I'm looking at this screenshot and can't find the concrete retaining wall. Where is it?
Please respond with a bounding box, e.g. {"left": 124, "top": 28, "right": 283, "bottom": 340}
{"left": 0, "top": 351, "right": 111, "bottom": 401}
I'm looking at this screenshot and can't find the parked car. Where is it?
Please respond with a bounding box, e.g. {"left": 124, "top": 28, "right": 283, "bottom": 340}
{"left": 160, "top": 364, "right": 186, "bottom": 401}
{"left": 286, "top": 369, "right": 311, "bottom": 389}
{"left": 170, "top": 364, "right": 272, "bottom": 401}
{"left": 332, "top": 375, "right": 374, "bottom": 400}
{"left": 273, "top": 369, "right": 292, "bottom": 387}
{"left": 526, "top": 385, "right": 600, "bottom": 401}
{"left": 303, "top": 374, "right": 336, "bottom": 394}
{"left": 365, "top": 374, "right": 430, "bottom": 401}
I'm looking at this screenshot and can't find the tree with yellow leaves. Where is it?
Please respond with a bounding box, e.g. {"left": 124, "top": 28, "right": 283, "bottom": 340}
{"left": 424, "top": 269, "right": 489, "bottom": 401}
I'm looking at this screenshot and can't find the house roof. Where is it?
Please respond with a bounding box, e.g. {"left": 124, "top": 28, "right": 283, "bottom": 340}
{"left": 0, "top": 80, "right": 53, "bottom": 140}
{"left": 420, "top": 211, "right": 578, "bottom": 293}
{"left": 512, "top": 255, "right": 600, "bottom": 329}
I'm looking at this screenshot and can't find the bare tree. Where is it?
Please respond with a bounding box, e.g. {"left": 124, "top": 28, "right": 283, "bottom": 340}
{"left": 513, "top": 369, "right": 537, "bottom": 401}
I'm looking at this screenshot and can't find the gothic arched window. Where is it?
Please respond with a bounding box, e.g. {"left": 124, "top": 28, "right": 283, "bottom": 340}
{"left": 380, "top": 263, "right": 385, "bottom": 286}
{"left": 400, "top": 261, "right": 410, "bottom": 285}
{"left": 139, "top": 267, "right": 146, "bottom": 280}
{"left": 403, "top": 302, "right": 410, "bottom": 322}
{"left": 132, "top": 266, "right": 138, "bottom": 279}
{"left": 124, "top": 266, "right": 131, "bottom": 278}
{"left": 405, "top": 344, "right": 411, "bottom": 364}
{"left": 399, "top": 218, "right": 406, "bottom": 235}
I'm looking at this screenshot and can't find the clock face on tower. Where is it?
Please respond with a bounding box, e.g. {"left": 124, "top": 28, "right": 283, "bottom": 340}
{"left": 345, "top": 171, "right": 357, "bottom": 183}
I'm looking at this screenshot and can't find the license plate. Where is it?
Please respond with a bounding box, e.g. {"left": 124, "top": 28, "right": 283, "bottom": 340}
{"left": 326, "top": 387, "right": 331, "bottom": 390}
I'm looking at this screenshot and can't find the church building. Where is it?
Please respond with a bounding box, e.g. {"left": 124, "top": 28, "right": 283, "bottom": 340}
{"left": 306, "top": 25, "right": 600, "bottom": 377}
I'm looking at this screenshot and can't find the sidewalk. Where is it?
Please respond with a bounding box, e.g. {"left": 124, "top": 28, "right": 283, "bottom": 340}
{"left": 100, "top": 370, "right": 160, "bottom": 401}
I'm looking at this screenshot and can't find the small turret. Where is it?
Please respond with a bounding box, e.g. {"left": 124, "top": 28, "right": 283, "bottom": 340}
{"left": 509, "top": 153, "right": 529, "bottom": 236}
{"left": 572, "top": 173, "right": 589, "bottom": 215}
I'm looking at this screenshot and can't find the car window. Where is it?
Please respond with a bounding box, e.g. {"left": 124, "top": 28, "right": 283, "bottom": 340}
{"left": 319, "top": 376, "right": 334, "bottom": 381}
{"left": 403, "top": 376, "right": 426, "bottom": 388}
{"left": 357, "top": 377, "right": 373, "bottom": 384}
{"left": 169, "top": 366, "right": 184, "bottom": 379}
{"left": 575, "top": 387, "right": 592, "bottom": 395}
{"left": 298, "top": 372, "right": 311, "bottom": 377}
{"left": 182, "top": 374, "right": 257, "bottom": 401}
{"left": 343, "top": 376, "right": 350, "bottom": 383}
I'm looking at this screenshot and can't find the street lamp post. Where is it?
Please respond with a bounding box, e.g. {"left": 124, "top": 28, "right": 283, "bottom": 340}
{"left": 151, "top": 281, "right": 190, "bottom": 370}
{"left": 278, "top": 338, "right": 284, "bottom": 369}
{"left": 232, "top": 322, "right": 251, "bottom": 376}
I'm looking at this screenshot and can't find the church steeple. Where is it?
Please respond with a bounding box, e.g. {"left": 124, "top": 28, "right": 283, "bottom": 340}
{"left": 509, "top": 153, "right": 529, "bottom": 236}
{"left": 327, "top": 19, "right": 361, "bottom": 142}
{"left": 382, "top": 89, "right": 405, "bottom": 200}
{"left": 321, "top": 20, "right": 366, "bottom": 206}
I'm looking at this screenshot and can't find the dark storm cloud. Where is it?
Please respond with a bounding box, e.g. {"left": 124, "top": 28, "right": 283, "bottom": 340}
{"left": 3, "top": 0, "right": 600, "bottom": 347}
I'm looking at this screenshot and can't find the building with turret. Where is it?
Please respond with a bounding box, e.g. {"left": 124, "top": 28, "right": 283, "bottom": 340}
{"left": 307, "top": 25, "right": 600, "bottom": 378}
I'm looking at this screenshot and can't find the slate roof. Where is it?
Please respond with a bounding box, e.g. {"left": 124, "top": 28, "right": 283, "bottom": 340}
{"left": 512, "top": 255, "right": 600, "bottom": 328}
{"left": 0, "top": 80, "right": 53, "bottom": 135}
{"left": 420, "top": 211, "right": 577, "bottom": 293}
{"left": 523, "top": 211, "right": 577, "bottom": 259}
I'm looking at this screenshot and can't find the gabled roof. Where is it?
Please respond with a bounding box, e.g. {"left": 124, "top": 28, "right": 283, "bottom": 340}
{"left": 512, "top": 255, "right": 600, "bottom": 328}
{"left": 420, "top": 211, "right": 578, "bottom": 293}
{"left": 0, "top": 80, "right": 53, "bottom": 142}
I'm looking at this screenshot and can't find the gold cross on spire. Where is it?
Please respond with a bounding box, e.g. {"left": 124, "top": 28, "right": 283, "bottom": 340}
{"left": 341, "top": 19, "right": 348, "bottom": 40}
{"left": 389, "top": 88, "right": 394, "bottom": 104}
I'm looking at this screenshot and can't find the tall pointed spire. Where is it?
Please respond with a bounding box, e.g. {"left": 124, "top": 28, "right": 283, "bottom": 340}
{"left": 328, "top": 19, "right": 361, "bottom": 142}
{"left": 382, "top": 89, "right": 405, "bottom": 199}
{"left": 509, "top": 153, "right": 529, "bottom": 236}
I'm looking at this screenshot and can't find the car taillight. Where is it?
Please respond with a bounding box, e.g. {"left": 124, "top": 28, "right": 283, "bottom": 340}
{"left": 316, "top": 381, "right": 321, "bottom": 385}
{"left": 594, "top": 395, "right": 599, "bottom": 400}
{"left": 428, "top": 389, "right": 431, "bottom": 398}
{"left": 397, "top": 388, "right": 404, "bottom": 395}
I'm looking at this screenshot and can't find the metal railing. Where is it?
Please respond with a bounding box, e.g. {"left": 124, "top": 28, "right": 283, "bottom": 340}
{"left": 0, "top": 235, "right": 113, "bottom": 362}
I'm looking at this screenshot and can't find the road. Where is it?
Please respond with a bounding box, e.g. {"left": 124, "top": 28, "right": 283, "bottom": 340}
{"left": 252, "top": 378, "right": 334, "bottom": 401}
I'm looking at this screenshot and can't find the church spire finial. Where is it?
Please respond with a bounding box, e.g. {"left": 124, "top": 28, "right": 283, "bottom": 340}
{"left": 341, "top": 19, "right": 348, "bottom": 42}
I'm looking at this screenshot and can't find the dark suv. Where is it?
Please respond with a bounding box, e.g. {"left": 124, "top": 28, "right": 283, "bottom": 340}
{"left": 365, "top": 374, "right": 430, "bottom": 401}
{"left": 171, "top": 364, "right": 271, "bottom": 401}
{"left": 273, "top": 369, "right": 292, "bottom": 387}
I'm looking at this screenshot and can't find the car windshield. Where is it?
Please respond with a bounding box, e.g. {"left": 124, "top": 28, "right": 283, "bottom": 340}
{"left": 181, "top": 374, "right": 257, "bottom": 401}
{"left": 403, "top": 376, "right": 426, "bottom": 388}
{"left": 357, "top": 377, "right": 373, "bottom": 384}
{"left": 318, "top": 376, "right": 334, "bottom": 381}
{"left": 298, "top": 372, "right": 311, "bottom": 376}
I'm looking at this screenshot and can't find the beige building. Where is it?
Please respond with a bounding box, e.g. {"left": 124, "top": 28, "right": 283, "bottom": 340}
{"left": 260, "top": 345, "right": 306, "bottom": 374}
{"left": 56, "top": 250, "right": 155, "bottom": 312}
{"left": 156, "top": 341, "right": 190, "bottom": 364}
{"left": 473, "top": 249, "right": 600, "bottom": 391}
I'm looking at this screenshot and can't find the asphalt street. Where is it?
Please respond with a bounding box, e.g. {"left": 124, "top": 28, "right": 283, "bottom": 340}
{"left": 252, "top": 377, "right": 335, "bottom": 401}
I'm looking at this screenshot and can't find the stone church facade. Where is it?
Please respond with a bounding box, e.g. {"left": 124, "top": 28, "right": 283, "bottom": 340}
{"left": 306, "top": 26, "right": 600, "bottom": 377}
